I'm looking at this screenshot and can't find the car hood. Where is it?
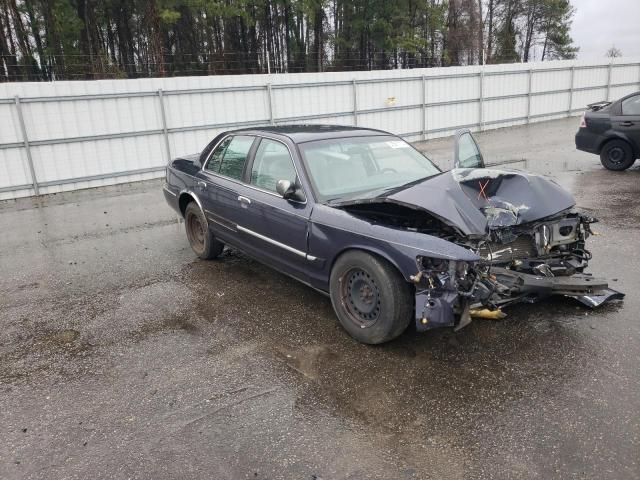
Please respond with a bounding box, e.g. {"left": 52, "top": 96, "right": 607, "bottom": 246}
{"left": 332, "top": 168, "right": 576, "bottom": 237}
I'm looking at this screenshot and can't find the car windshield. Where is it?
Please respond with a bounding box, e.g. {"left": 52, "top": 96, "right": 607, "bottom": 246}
{"left": 298, "top": 135, "right": 440, "bottom": 203}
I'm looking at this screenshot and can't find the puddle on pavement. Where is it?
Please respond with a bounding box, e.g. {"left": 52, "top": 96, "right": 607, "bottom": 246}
{"left": 180, "top": 251, "right": 601, "bottom": 437}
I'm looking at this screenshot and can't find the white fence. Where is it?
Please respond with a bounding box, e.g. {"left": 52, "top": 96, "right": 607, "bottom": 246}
{"left": 1, "top": 58, "right": 639, "bottom": 200}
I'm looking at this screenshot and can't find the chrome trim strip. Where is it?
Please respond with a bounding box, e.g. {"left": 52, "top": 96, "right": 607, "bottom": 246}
{"left": 178, "top": 189, "right": 206, "bottom": 224}
{"left": 204, "top": 209, "right": 236, "bottom": 231}
{"left": 236, "top": 225, "right": 315, "bottom": 261}
{"left": 163, "top": 185, "right": 177, "bottom": 197}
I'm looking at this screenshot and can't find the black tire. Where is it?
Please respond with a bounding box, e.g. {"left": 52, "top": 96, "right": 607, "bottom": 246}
{"left": 600, "top": 139, "right": 635, "bottom": 171}
{"left": 184, "top": 202, "right": 224, "bottom": 260}
{"left": 329, "top": 250, "right": 413, "bottom": 344}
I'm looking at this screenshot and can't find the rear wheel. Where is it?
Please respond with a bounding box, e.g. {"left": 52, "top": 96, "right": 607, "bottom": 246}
{"left": 329, "top": 251, "right": 413, "bottom": 344}
{"left": 184, "top": 202, "right": 224, "bottom": 260}
{"left": 600, "top": 139, "right": 635, "bottom": 171}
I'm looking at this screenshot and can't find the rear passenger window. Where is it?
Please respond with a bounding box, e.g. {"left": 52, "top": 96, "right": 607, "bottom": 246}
{"left": 218, "top": 135, "right": 255, "bottom": 180}
{"left": 622, "top": 95, "right": 640, "bottom": 115}
{"left": 205, "top": 136, "right": 231, "bottom": 172}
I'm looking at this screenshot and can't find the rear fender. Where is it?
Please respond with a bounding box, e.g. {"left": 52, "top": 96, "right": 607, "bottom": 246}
{"left": 598, "top": 131, "right": 638, "bottom": 156}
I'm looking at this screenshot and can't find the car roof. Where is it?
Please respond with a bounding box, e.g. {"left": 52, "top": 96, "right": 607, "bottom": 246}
{"left": 227, "top": 125, "right": 393, "bottom": 143}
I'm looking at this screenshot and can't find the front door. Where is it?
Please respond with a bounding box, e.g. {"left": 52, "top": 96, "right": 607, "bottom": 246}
{"left": 234, "top": 137, "right": 313, "bottom": 282}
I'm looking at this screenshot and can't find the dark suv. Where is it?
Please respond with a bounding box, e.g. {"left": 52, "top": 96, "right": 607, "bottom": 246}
{"left": 575, "top": 91, "right": 640, "bottom": 170}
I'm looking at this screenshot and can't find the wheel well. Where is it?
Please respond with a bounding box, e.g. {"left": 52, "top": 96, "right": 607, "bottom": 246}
{"left": 178, "top": 193, "right": 195, "bottom": 217}
{"left": 598, "top": 136, "right": 636, "bottom": 157}
{"left": 330, "top": 247, "right": 411, "bottom": 284}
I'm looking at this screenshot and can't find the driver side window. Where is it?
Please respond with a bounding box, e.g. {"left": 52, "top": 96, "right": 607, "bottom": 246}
{"left": 250, "top": 139, "right": 297, "bottom": 192}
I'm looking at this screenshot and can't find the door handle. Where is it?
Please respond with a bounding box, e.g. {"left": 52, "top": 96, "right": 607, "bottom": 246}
{"left": 237, "top": 195, "right": 251, "bottom": 207}
{"left": 620, "top": 121, "right": 634, "bottom": 127}
{"left": 197, "top": 181, "right": 207, "bottom": 190}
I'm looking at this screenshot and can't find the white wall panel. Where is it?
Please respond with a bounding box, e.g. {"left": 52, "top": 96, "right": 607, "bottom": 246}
{"left": 484, "top": 72, "right": 528, "bottom": 98}
{"left": 22, "top": 96, "right": 161, "bottom": 142}
{"left": 572, "top": 87, "right": 609, "bottom": 109}
{"left": 0, "top": 103, "right": 21, "bottom": 144}
{"left": 484, "top": 96, "right": 527, "bottom": 122}
{"left": 427, "top": 102, "right": 479, "bottom": 130}
{"left": 532, "top": 69, "right": 571, "bottom": 93}
{"left": 426, "top": 75, "right": 479, "bottom": 103}
{"left": 357, "top": 78, "right": 422, "bottom": 110}
{"left": 611, "top": 64, "right": 640, "bottom": 84}
{"left": 530, "top": 92, "right": 569, "bottom": 116}
{"left": 298, "top": 115, "right": 356, "bottom": 127}
{"left": 273, "top": 84, "right": 352, "bottom": 119}
{"left": 358, "top": 107, "right": 422, "bottom": 134}
{"left": 573, "top": 66, "right": 608, "bottom": 89}
{"left": 0, "top": 57, "right": 638, "bottom": 199}
{"left": 0, "top": 148, "right": 30, "bottom": 188}
{"left": 610, "top": 85, "right": 639, "bottom": 101}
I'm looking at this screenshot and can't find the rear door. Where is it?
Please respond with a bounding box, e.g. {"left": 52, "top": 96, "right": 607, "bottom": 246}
{"left": 613, "top": 93, "right": 640, "bottom": 154}
{"left": 197, "top": 134, "right": 259, "bottom": 252}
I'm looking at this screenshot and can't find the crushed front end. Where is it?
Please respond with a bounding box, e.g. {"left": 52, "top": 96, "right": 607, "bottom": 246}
{"left": 412, "top": 211, "right": 624, "bottom": 332}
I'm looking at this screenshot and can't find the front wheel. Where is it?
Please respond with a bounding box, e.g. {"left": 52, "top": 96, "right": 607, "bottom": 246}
{"left": 600, "top": 139, "right": 635, "bottom": 171}
{"left": 329, "top": 251, "right": 413, "bottom": 344}
{"left": 184, "top": 202, "right": 224, "bottom": 260}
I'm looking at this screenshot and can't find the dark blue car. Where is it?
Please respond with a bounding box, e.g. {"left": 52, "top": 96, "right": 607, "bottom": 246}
{"left": 164, "top": 126, "right": 622, "bottom": 344}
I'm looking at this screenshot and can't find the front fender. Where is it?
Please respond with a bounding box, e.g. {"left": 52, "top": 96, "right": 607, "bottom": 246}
{"left": 308, "top": 205, "right": 479, "bottom": 287}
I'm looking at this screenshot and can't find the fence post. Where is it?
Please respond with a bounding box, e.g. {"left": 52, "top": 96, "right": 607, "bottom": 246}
{"left": 157, "top": 89, "right": 171, "bottom": 162}
{"left": 478, "top": 69, "right": 484, "bottom": 131}
{"left": 421, "top": 75, "right": 426, "bottom": 140}
{"left": 14, "top": 95, "right": 39, "bottom": 196}
{"left": 266, "top": 83, "right": 275, "bottom": 125}
{"left": 352, "top": 79, "right": 358, "bottom": 127}
{"left": 526, "top": 68, "right": 533, "bottom": 123}
{"left": 568, "top": 65, "right": 575, "bottom": 117}
{"left": 606, "top": 61, "right": 613, "bottom": 101}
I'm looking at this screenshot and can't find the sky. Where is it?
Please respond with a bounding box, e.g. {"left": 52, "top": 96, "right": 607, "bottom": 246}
{"left": 570, "top": 0, "right": 640, "bottom": 59}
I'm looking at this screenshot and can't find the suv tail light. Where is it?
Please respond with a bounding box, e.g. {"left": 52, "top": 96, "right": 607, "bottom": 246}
{"left": 579, "top": 114, "right": 586, "bottom": 128}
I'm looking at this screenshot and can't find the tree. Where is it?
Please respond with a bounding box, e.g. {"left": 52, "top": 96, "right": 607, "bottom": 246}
{"left": 0, "top": 0, "right": 580, "bottom": 82}
{"left": 539, "top": 0, "right": 578, "bottom": 60}
{"left": 605, "top": 45, "right": 622, "bottom": 58}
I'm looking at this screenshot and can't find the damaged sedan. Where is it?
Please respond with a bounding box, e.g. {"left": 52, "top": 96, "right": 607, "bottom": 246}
{"left": 163, "top": 125, "right": 623, "bottom": 344}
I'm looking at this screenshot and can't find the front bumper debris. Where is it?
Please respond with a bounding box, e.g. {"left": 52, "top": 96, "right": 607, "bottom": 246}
{"left": 414, "top": 266, "right": 624, "bottom": 333}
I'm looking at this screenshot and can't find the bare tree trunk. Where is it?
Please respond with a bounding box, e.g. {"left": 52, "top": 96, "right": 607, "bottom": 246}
{"left": 477, "top": 0, "right": 484, "bottom": 64}
{"left": 486, "top": 0, "right": 494, "bottom": 63}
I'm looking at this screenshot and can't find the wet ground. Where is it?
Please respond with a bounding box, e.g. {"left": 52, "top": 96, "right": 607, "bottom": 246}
{"left": 1, "top": 117, "right": 639, "bottom": 479}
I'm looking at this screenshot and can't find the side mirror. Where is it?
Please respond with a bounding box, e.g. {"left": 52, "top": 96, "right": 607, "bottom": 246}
{"left": 276, "top": 179, "right": 295, "bottom": 198}
{"left": 276, "top": 179, "right": 306, "bottom": 202}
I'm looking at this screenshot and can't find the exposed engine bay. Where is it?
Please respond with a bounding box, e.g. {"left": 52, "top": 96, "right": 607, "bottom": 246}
{"left": 336, "top": 168, "right": 624, "bottom": 331}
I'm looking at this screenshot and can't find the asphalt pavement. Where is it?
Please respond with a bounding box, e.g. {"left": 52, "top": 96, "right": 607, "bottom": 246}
{"left": 1, "top": 117, "right": 638, "bottom": 479}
